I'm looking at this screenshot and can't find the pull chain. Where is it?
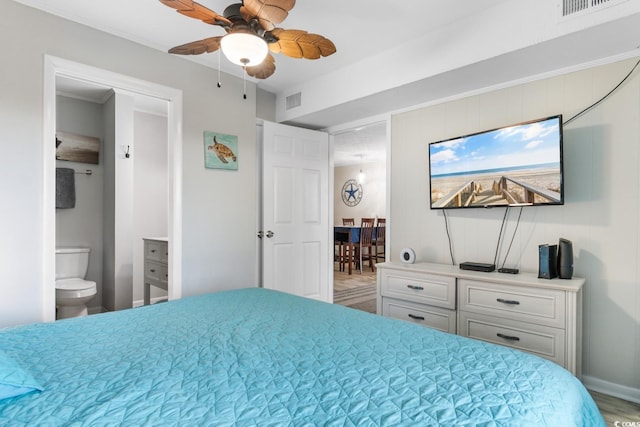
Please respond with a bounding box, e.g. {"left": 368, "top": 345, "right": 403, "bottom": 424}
{"left": 217, "top": 49, "right": 221, "bottom": 88}
{"left": 242, "top": 67, "right": 247, "bottom": 100}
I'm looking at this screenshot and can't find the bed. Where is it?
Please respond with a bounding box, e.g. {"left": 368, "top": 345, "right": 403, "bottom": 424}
{"left": 0, "top": 288, "right": 604, "bottom": 426}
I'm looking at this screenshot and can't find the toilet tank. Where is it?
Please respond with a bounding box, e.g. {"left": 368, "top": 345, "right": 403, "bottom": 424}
{"left": 55, "top": 247, "right": 91, "bottom": 280}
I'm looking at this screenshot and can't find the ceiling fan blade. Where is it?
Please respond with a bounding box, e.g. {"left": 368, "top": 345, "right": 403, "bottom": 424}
{"left": 240, "top": 0, "right": 295, "bottom": 31}
{"left": 168, "top": 36, "right": 223, "bottom": 55}
{"left": 245, "top": 54, "right": 276, "bottom": 79}
{"left": 159, "top": 0, "right": 232, "bottom": 26}
{"left": 268, "top": 29, "right": 336, "bottom": 59}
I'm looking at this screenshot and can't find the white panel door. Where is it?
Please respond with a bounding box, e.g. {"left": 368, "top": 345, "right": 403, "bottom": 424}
{"left": 262, "top": 121, "right": 330, "bottom": 302}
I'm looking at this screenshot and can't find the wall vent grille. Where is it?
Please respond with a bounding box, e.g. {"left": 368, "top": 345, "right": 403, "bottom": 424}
{"left": 285, "top": 92, "right": 302, "bottom": 110}
{"left": 562, "top": 0, "right": 622, "bottom": 16}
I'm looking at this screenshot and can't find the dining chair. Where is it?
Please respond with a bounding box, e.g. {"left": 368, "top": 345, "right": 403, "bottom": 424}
{"left": 335, "top": 221, "right": 354, "bottom": 273}
{"left": 338, "top": 229, "right": 354, "bottom": 273}
{"left": 342, "top": 218, "right": 355, "bottom": 226}
{"left": 358, "top": 217, "right": 376, "bottom": 274}
{"left": 338, "top": 218, "right": 356, "bottom": 272}
{"left": 374, "top": 218, "right": 386, "bottom": 262}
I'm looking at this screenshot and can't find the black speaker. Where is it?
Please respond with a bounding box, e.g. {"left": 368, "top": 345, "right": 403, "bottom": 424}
{"left": 538, "top": 244, "right": 558, "bottom": 279}
{"left": 557, "top": 238, "right": 574, "bottom": 279}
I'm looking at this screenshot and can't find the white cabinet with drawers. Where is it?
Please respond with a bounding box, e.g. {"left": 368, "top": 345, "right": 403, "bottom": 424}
{"left": 143, "top": 237, "right": 168, "bottom": 305}
{"left": 377, "top": 263, "right": 456, "bottom": 333}
{"left": 376, "top": 261, "right": 585, "bottom": 376}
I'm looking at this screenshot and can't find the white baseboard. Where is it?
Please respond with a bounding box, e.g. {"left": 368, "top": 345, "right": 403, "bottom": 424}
{"left": 87, "top": 297, "right": 167, "bottom": 314}
{"left": 88, "top": 306, "right": 104, "bottom": 315}
{"left": 132, "top": 297, "right": 168, "bottom": 308}
{"left": 583, "top": 375, "right": 640, "bottom": 404}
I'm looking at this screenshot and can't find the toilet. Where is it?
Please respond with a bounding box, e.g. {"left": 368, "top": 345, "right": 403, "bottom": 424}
{"left": 55, "top": 247, "right": 97, "bottom": 319}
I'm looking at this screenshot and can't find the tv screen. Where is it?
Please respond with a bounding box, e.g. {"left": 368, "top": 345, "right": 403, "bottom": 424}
{"left": 429, "top": 115, "right": 564, "bottom": 209}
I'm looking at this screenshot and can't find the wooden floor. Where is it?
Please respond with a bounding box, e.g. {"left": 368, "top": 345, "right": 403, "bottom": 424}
{"left": 333, "top": 261, "right": 377, "bottom": 313}
{"left": 333, "top": 263, "right": 376, "bottom": 293}
{"left": 333, "top": 264, "right": 640, "bottom": 424}
{"left": 590, "top": 390, "right": 640, "bottom": 425}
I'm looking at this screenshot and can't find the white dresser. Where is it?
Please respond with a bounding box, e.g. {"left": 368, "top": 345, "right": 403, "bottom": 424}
{"left": 143, "top": 237, "right": 168, "bottom": 305}
{"left": 376, "top": 261, "right": 584, "bottom": 377}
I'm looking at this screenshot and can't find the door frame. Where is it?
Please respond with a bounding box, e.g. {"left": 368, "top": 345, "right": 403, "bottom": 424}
{"left": 326, "top": 114, "right": 392, "bottom": 267}
{"left": 43, "top": 55, "right": 183, "bottom": 321}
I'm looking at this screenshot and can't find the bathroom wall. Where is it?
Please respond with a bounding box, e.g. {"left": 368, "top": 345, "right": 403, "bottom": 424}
{"left": 103, "top": 93, "right": 170, "bottom": 311}
{"left": 133, "top": 110, "right": 168, "bottom": 304}
{"left": 103, "top": 92, "right": 136, "bottom": 311}
{"left": 55, "top": 95, "right": 105, "bottom": 311}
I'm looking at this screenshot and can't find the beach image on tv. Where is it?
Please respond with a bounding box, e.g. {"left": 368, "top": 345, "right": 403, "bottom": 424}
{"left": 429, "top": 116, "right": 563, "bottom": 208}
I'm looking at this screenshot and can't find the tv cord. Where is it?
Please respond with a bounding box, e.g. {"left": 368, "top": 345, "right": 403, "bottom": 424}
{"left": 443, "top": 209, "right": 455, "bottom": 265}
{"left": 564, "top": 57, "right": 640, "bottom": 126}
{"left": 499, "top": 206, "right": 524, "bottom": 269}
{"left": 492, "top": 206, "right": 510, "bottom": 267}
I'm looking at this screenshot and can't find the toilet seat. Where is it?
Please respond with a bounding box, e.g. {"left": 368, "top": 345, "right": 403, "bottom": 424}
{"left": 55, "top": 278, "right": 97, "bottom": 299}
{"left": 56, "top": 278, "right": 95, "bottom": 291}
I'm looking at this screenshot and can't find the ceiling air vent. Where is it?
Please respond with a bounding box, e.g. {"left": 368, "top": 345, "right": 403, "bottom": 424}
{"left": 562, "top": 0, "right": 624, "bottom": 16}
{"left": 285, "top": 92, "right": 302, "bottom": 110}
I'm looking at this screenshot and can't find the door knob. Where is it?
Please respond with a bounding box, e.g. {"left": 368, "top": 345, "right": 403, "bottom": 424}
{"left": 266, "top": 230, "right": 274, "bottom": 238}
{"left": 257, "top": 231, "right": 264, "bottom": 239}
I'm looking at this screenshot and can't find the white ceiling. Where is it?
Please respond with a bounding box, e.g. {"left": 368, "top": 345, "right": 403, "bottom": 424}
{"left": 14, "top": 0, "right": 507, "bottom": 96}
{"left": 15, "top": 0, "right": 640, "bottom": 165}
{"left": 333, "top": 121, "right": 387, "bottom": 167}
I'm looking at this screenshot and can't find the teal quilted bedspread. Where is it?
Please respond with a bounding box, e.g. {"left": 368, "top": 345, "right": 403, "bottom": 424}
{"left": 0, "top": 288, "right": 604, "bottom": 426}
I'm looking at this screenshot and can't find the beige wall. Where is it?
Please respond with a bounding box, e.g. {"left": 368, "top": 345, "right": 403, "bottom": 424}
{"left": 334, "top": 162, "right": 386, "bottom": 225}
{"left": 390, "top": 57, "right": 640, "bottom": 397}
{"left": 0, "top": 1, "right": 260, "bottom": 326}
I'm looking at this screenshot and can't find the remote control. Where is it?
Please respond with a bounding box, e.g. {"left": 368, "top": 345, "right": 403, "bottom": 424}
{"left": 498, "top": 268, "right": 519, "bottom": 274}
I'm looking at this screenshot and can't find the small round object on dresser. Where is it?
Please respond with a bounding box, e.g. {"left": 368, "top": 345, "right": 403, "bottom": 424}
{"left": 400, "top": 248, "right": 416, "bottom": 264}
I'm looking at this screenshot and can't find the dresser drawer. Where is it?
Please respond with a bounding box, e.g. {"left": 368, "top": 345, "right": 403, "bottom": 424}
{"left": 144, "top": 263, "right": 168, "bottom": 291}
{"left": 458, "top": 279, "right": 565, "bottom": 328}
{"left": 160, "top": 245, "right": 168, "bottom": 263}
{"left": 145, "top": 241, "right": 166, "bottom": 262}
{"left": 145, "top": 261, "right": 164, "bottom": 281}
{"left": 459, "top": 311, "right": 565, "bottom": 366}
{"left": 380, "top": 270, "right": 455, "bottom": 309}
{"left": 382, "top": 297, "right": 456, "bottom": 334}
{"left": 159, "top": 264, "right": 168, "bottom": 285}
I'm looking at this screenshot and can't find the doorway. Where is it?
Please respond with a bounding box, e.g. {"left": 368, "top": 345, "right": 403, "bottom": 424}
{"left": 330, "top": 119, "right": 389, "bottom": 313}
{"left": 43, "top": 56, "right": 183, "bottom": 321}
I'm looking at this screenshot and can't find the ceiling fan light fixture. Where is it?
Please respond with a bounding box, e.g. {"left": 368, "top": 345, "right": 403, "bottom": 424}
{"left": 221, "top": 33, "right": 268, "bottom": 67}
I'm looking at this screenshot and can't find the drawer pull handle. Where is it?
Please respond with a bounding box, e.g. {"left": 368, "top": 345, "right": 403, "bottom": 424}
{"left": 497, "top": 333, "right": 520, "bottom": 341}
{"left": 497, "top": 298, "right": 520, "bottom": 305}
{"left": 408, "top": 314, "right": 425, "bottom": 321}
{"left": 151, "top": 249, "right": 156, "bottom": 253}
{"left": 407, "top": 285, "right": 424, "bottom": 291}
{"left": 150, "top": 269, "right": 156, "bottom": 273}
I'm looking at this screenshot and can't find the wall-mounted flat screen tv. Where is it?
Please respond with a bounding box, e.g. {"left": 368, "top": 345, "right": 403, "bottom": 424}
{"left": 429, "top": 115, "right": 564, "bottom": 209}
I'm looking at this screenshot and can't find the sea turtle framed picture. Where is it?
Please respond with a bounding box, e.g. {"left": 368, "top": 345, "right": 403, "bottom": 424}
{"left": 204, "top": 131, "right": 238, "bottom": 170}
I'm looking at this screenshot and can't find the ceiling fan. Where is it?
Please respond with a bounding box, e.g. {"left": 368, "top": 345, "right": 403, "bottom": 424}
{"left": 159, "top": 0, "right": 337, "bottom": 80}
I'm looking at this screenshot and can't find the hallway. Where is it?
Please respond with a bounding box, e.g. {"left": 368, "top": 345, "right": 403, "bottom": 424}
{"left": 333, "top": 265, "right": 376, "bottom": 313}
